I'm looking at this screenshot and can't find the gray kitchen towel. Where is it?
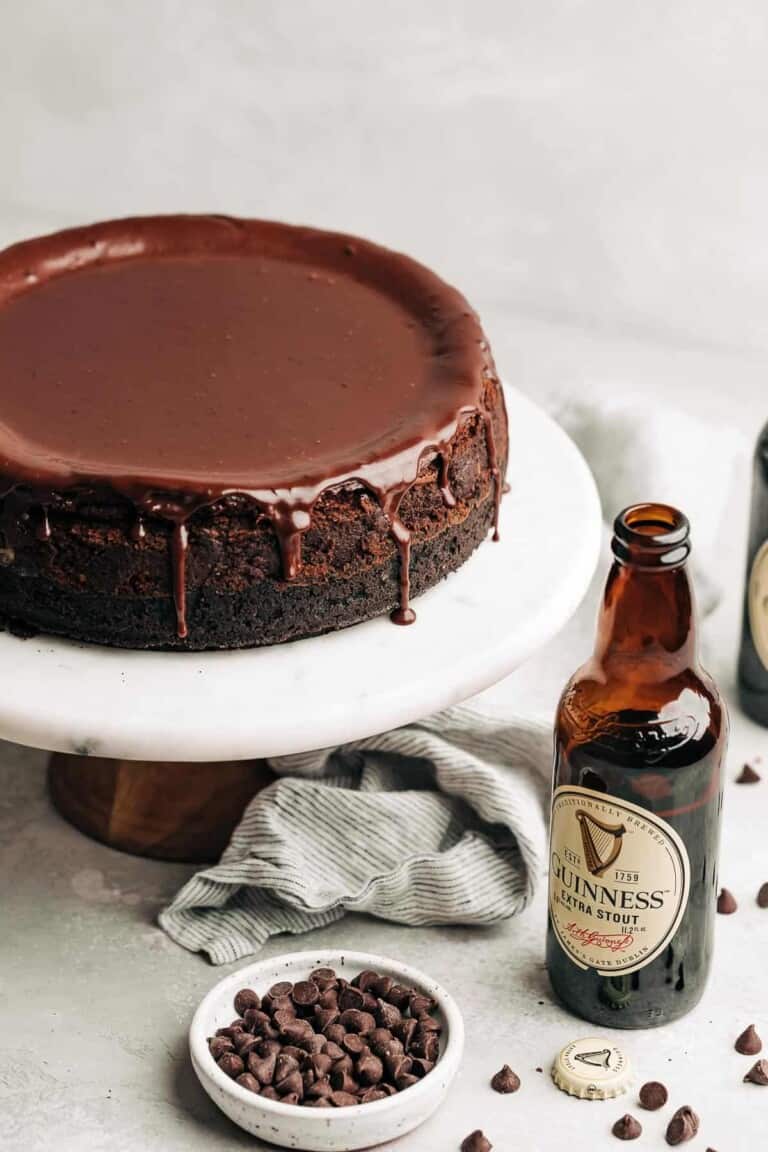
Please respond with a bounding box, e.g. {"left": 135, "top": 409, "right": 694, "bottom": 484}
{"left": 159, "top": 705, "right": 551, "bottom": 964}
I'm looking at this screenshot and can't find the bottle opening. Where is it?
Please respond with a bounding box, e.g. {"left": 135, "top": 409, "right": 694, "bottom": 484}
{"left": 612, "top": 503, "right": 690, "bottom": 567}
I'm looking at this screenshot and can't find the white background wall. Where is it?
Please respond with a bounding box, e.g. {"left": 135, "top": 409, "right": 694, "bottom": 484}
{"left": 1, "top": 0, "right": 767, "bottom": 364}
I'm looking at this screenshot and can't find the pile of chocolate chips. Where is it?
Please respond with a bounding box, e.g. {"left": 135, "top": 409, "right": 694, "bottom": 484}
{"left": 208, "top": 967, "right": 441, "bottom": 1107}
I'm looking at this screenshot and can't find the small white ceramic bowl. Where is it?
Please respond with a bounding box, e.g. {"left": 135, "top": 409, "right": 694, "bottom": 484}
{"left": 189, "top": 949, "right": 464, "bottom": 1150}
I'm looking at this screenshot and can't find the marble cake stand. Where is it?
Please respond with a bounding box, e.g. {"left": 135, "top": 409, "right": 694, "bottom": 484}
{"left": 2, "top": 387, "right": 601, "bottom": 859}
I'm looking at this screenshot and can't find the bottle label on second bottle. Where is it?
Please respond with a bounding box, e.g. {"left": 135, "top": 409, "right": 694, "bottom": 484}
{"left": 748, "top": 540, "right": 768, "bottom": 670}
{"left": 549, "top": 785, "right": 690, "bottom": 976}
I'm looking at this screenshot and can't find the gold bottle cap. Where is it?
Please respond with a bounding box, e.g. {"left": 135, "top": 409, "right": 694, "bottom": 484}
{"left": 552, "top": 1037, "right": 632, "bottom": 1100}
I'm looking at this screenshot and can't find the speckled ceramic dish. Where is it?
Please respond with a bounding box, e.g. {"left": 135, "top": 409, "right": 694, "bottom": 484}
{"left": 189, "top": 949, "right": 465, "bottom": 1150}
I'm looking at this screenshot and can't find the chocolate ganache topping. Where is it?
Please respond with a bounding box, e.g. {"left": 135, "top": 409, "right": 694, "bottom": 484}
{"left": 0, "top": 215, "right": 502, "bottom": 639}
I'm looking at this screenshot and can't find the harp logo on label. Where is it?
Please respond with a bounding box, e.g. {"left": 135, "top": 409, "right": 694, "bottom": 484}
{"left": 548, "top": 784, "right": 691, "bottom": 976}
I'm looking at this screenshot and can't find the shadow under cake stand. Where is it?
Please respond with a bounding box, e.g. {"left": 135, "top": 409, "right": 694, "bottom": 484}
{"left": 1, "top": 388, "right": 601, "bottom": 861}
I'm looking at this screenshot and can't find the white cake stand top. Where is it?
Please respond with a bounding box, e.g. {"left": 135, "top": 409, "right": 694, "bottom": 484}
{"left": 0, "top": 387, "right": 600, "bottom": 761}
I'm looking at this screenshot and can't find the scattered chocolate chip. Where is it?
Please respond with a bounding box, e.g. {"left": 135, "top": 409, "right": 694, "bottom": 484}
{"left": 736, "top": 763, "right": 761, "bottom": 783}
{"left": 736, "top": 1024, "right": 762, "bottom": 1055}
{"left": 234, "top": 988, "right": 261, "bottom": 1016}
{"left": 217, "top": 1052, "right": 245, "bottom": 1079}
{"left": 758, "top": 883, "right": 768, "bottom": 908}
{"left": 744, "top": 1059, "right": 768, "bottom": 1085}
{"left": 235, "top": 1072, "right": 261, "bottom": 1093}
{"left": 612, "top": 1114, "right": 642, "bottom": 1141}
{"left": 717, "top": 888, "right": 738, "bottom": 914}
{"left": 639, "top": 1080, "right": 668, "bottom": 1110}
{"left": 491, "top": 1064, "right": 520, "bottom": 1094}
{"left": 461, "top": 1132, "right": 492, "bottom": 1152}
{"left": 665, "top": 1105, "right": 700, "bottom": 1145}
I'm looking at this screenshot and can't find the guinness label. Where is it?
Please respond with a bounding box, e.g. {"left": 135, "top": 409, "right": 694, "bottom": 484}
{"left": 549, "top": 785, "right": 690, "bottom": 976}
{"left": 748, "top": 540, "right": 768, "bottom": 671}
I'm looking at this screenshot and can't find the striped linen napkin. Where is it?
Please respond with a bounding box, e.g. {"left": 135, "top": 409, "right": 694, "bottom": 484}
{"left": 159, "top": 705, "right": 551, "bottom": 964}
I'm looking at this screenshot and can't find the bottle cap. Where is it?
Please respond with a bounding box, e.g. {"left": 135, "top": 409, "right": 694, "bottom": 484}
{"left": 552, "top": 1036, "right": 632, "bottom": 1100}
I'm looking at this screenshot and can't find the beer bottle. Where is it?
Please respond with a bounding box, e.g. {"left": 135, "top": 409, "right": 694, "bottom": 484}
{"left": 546, "top": 503, "right": 726, "bottom": 1029}
{"left": 738, "top": 420, "right": 768, "bottom": 725}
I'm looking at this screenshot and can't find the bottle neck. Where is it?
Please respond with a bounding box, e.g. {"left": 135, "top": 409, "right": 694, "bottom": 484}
{"left": 594, "top": 503, "right": 699, "bottom": 678}
{"left": 594, "top": 558, "right": 698, "bottom": 675}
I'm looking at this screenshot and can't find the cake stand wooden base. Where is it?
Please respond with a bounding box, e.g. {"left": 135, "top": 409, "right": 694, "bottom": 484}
{"left": 48, "top": 754, "right": 275, "bottom": 862}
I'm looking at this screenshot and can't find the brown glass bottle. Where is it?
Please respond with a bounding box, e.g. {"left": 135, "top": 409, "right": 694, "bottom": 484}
{"left": 546, "top": 504, "right": 726, "bottom": 1029}
{"left": 738, "top": 420, "right": 768, "bottom": 725}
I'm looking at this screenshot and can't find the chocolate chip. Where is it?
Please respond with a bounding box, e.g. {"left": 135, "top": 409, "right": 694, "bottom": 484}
{"left": 410, "top": 1033, "right": 439, "bottom": 1061}
{"left": 307, "top": 1077, "right": 333, "bottom": 1099}
{"left": 281, "top": 1020, "right": 314, "bottom": 1045}
{"left": 371, "top": 975, "right": 394, "bottom": 998}
{"left": 310, "top": 967, "right": 337, "bottom": 990}
{"left": 368, "top": 1027, "right": 394, "bottom": 1054}
{"left": 235, "top": 1072, "right": 261, "bottom": 1093}
{"left": 260, "top": 1085, "right": 279, "bottom": 1100}
{"left": 377, "top": 999, "right": 402, "bottom": 1029}
{"left": 234, "top": 988, "right": 261, "bottom": 1016}
{"left": 612, "top": 1114, "right": 642, "bottom": 1141}
{"left": 323, "top": 1041, "right": 345, "bottom": 1062}
{"left": 362, "top": 991, "right": 379, "bottom": 1013}
{"left": 415, "top": 1015, "right": 442, "bottom": 1035}
{"left": 411, "top": 1058, "right": 435, "bottom": 1078}
{"left": 247, "top": 1050, "right": 277, "bottom": 1085}
{"left": 281, "top": 1092, "right": 301, "bottom": 1105}
{"left": 275, "top": 1070, "right": 304, "bottom": 1100}
{"left": 358, "top": 1053, "right": 384, "bottom": 1086}
{"left": 217, "top": 1052, "right": 245, "bottom": 1079}
{"left": 392, "top": 1017, "right": 418, "bottom": 1050}
{"left": 490, "top": 1064, "right": 520, "bottom": 1094}
{"left": 665, "top": 1105, "right": 700, "bottom": 1145}
{"left": 744, "top": 1059, "right": 768, "bottom": 1084}
{"left": 717, "top": 887, "right": 738, "bottom": 914}
{"left": 268, "top": 981, "right": 294, "bottom": 999}
{"left": 269, "top": 995, "right": 296, "bottom": 1016}
{"left": 330, "top": 1067, "right": 359, "bottom": 1094}
{"left": 409, "top": 993, "right": 435, "bottom": 1016}
{"left": 360, "top": 1087, "right": 388, "bottom": 1103}
{"left": 735, "top": 1024, "right": 762, "bottom": 1055}
{"left": 292, "top": 980, "right": 320, "bottom": 1009}
{"left": 315, "top": 1007, "right": 340, "bottom": 1031}
{"left": 384, "top": 1052, "right": 413, "bottom": 1081}
{"left": 208, "top": 1036, "right": 234, "bottom": 1060}
{"left": 736, "top": 763, "right": 761, "bottom": 783}
{"left": 318, "top": 987, "right": 339, "bottom": 1009}
{"left": 461, "top": 1131, "right": 492, "bottom": 1152}
{"left": 386, "top": 984, "right": 412, "bottom": 1009}
{"left": 353, "top": 970, "right": 380, "bottom": 993}
{"left": 342, "top": 1033, "right": 368, "bottom": 1057}
{"left": 324, "top": 1024, "right": 346, "bottom": 1047}
{"left": 274, "top": 1053, "right": 300, "bottom": 1082}
{"left": 638, "top": 1080, "right": 668, "bottom": 1110}
{"left": 305, "top": 1097, "right": 332, "bottom": 1108}
{"left": 758, "top": 883, "right": 768, "bottom": 908}
{"left": 273, "top": 1009, "right": 298, "bottom": 1031}
{"left": 330, "top": 1090, "right": 360, "bottom": 1107}
{"left": 234, "top": 1034, "right": 260, "bottom": 1059}
{"left": 339, "top": 985, "right": 366, "bottom": 1012}
{"left": 395, "top": 1073, "right": 420, "bottom": 1091}
{"left": 339, "top": 1009, "right": 376, "bottom": 1034}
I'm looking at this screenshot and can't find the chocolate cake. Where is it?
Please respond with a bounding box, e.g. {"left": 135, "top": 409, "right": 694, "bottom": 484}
{"left": 0, "top": 215, "right": 507, "bottom": 650}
